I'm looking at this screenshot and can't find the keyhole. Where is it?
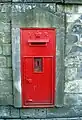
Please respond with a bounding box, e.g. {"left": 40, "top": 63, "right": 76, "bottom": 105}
{"left": 37, "top": 60, "right": 40, "bottom": 66}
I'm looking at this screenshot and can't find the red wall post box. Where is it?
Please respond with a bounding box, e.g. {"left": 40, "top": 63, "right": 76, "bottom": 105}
{"left": 20, "top": 28, "right": 56, "bottom": 107}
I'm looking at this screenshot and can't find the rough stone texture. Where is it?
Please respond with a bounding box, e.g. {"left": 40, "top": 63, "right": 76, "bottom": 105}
{"left": 0, "top": 81, "right": 12, "bottom": 94}
{"left": 43, "top": 0, "right": 63, "bottom": 2}
{"left": 64, "top": 94, "right": 82, "bottom": 106}
{"left": 0, "top": 4, "right": 11, "bottom": 12}
{"left": 56, "top": 118, "right": 80, "bottom": 120}
{"left": 0, "top": 46, "right": 2, "bottom": 54}
{"left": 56, "top": 27, "right": 65, "bottom": 107}
{"left": 3, "top": 44, "right": 11, "bottom": 55}
{"left": 64, "top": 5, "right": 79, "bottom": 13}
{"left": 0, "top": 94, "right": 13, "bottom": 105}
{"left": 0, "top": 2, "right": 82, "bottom": 120}
{"left": 0, "top": 57, "right": 6, "bottom": 67}
{"left": 57, "top": 5, "right": 64, "bottom": 12}
{"left": 64, "top": 13, "right": 82, "bottom": 107}
{"left": 0, "top": 68, "right": 12, "bottom": 80}
{"left": 40, "top": 119, "right": 54, "bottom": 120}
{"left": 0, "top": 0, "right": 11, "bottom": 1}
{"left": 0, "top": 23, "right": 10, "bottom": 33}
{"left": 0, "top": 106, "right": 10, "bottom": 118}
{"left": 35, "top": 108, "right": 47, "bottom": 118}
{"left": 0, "top": 32, "right": 11, "bottom": 44}
{"left": 6, "top": 119, "right": 21, "bottom": 120}
{"left": 12, "top": 0, "right": 22, "bottom": 1}
{"left": 47, "top": 106, "right": 82, "bottom": 118}
{"left": 41, "top": 119, "right": 53, "bottom": 120}
{"left": 12, "top": 0, "right": 41, "bottom": 2}
{"left": 0, "top": 7, "right": 12, "bottom": 110}
{"left": 6, "top": 56, "right": 12, "bottom": 67}
{"left": 12, "top": 3, "right": 56, "bottom": 26}
{"left": 0, "top": 70, "right": 12, "bottom": 105}
{"left": 64, "top": 80, "right": 82, "bottom": 93}
{"left": 10, "top": 106, "right": 20, "bottom": 118}
{"left": 57, "top": 5, "right": 82, "bottom": 13}
{"left": 0, "top": 12, "right": 10, "bottom": 22}
{"left": 65, "top": 0, "right": 82, "bottom": 4}
{"left": 20, "top": 109, "right": 35, "bottom": 118}
{"left": 12, "top": 28, "right": 21, "bottom": 107}
{"left": 12, "top": 0, "right": 63, "bottom": 2}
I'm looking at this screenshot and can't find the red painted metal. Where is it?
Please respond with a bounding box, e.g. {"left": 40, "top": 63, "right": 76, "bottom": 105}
{"left": 20, "top": 28, "right": 56, "bottom": 108}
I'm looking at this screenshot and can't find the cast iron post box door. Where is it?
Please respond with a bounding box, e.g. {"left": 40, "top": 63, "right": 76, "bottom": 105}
{"left": 20, "top": 28, "right": 56, "bottom": 107}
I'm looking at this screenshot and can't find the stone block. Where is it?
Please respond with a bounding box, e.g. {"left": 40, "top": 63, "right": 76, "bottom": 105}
{"left": 0, "top": 3, "right": 11, "bottom": 12}
{"left": 65, "top": 5, "right": 78, "bottom": 13}
{"left": 0, "top": 0, "right": 11, "bottom": 1}
{"left": 12, "top": 3, "right": 56, "bottom": 27}
{"left": 0, "top": 32, "right": 11, "bottom": 44}
{"left": 56, "top": 118, "right": 80, "bottom": 120}
{"left": 66, "top": 14, "right": 82, "bottom": 31}
{"left": 20, "top": 109, "right": 35, "bottom": 118}
{"left": 55, "top": 28, "right": 65, "bottom": 107}
{"left": 24, "top": 0, "right": 43, "bottom": 2}
{"left": 0, "top": 46, "right": 2, "bottom": 54}
{"left": 0, "top": 81, "right": 12, "bottom": 94}
{"left": 6, "top": 56, "right": 12, "bottom": 67}
{"left": 56, "top": 118, "right": 68, "bottom": 120}
{"left": 77, "top": 6, "right": 82, "bottom": 13}
{"left": 65, "top": 0, "right": 82, "bottom": 4}
{"left": 0, "top": 106, "right": 10, "bottom": 117}
{"left": 3, "top": 44, "right": 11, "bottom": 55}
{"left": 12, "top": 0, "right": 23, "bottom": 1}
{"left": 68, "top": 118, "right": 80, "bottom": 120}
{"left": 66, "top": 34, "right": 78, "bottom": 45}
{"left": 64, "top": 93, "right": 82, "bottom": 106}
{"left": 23, "top": 119, "right": 40, "bottom": 120}
{"left": 65, "top": 67, "right": 77, "bottom": 81}
{"left": 65, "top": 80, "right": 82, "bottom": 93}
{"left": 12, "top": 0, "right": 63, "bottom": 2}
{"left": 35, "top": 108, "right": 47, "bottom": 118}
{"left": 32, "top": 0, "right": 43, "bottom": 2}
{"left": 10, "top": 106, "right": 20, "bottom": 118}
{"left": 41, "top": 119, "right": 53, "bottom": 120}
{"left": 0, "top": 13, "right": 11, "bottom": 23}
{"left": 6, "top": 119, "right": 21, "bottom": 120}
{"left": 43, "top": 0, "right": 63, "bottom": 2}
{"left": 0, "top": 68, "right": 12, "bottom": 80}
{"left": 0, "top": 94, "right": 13, "bottom": 105}
{"left": 0, "top": 33, "right": 4, "bottom": 44}
{"left": 47, "top": 106, "right": 78, "bottom": 118}
{"left": 76, "top": 106, "right": 82, "bottom": 117}
{"left": 0, "top": 23, "right": 10, "bottom": 33}
{"left": 57, "top": 5, "right": 64, "bottom": 12}
{"left": 0, "top": 57, "right": 6, "bottom": 67}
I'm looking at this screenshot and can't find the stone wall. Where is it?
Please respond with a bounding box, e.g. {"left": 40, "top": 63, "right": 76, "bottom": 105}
{"left": 0, "top": 0, "right": 82, "bottom": 120}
